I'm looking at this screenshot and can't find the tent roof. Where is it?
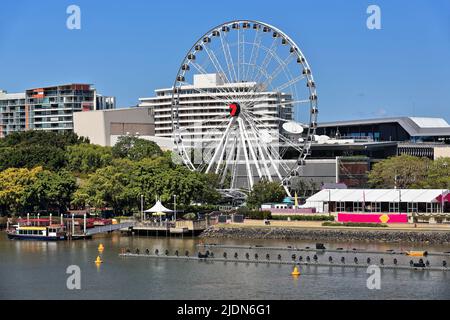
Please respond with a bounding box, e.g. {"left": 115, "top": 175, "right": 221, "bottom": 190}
{"left": 306, "top": 189, "right": 450, "bottom": 203}
{"left": 144, "top": 201, "right": 173, "bottom": 213}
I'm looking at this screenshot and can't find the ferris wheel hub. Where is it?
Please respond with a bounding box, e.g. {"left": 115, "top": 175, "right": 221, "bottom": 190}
{"left": 229, "top": 102, "right": 241, "bottom": 117}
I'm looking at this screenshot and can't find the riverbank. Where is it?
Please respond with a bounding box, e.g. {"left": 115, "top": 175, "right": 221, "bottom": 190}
{"left": 200, "top": 222, "right": 450, "bottom": 244}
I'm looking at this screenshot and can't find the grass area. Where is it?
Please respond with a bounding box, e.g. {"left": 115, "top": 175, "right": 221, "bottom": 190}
{"left": 322, "top": 222, "right": 388, "bottom": 228}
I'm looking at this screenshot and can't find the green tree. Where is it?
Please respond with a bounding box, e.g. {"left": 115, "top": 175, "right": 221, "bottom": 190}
{"left": 0, "top": 167, "right": 42, "bottom": 214}
{"left": 0, "top": 145, "right": 66, "bottom": 171}
{"left": 420, "top": 157, "right": 450, "bottom": 188}
{"left": 246, "top": 180, "right": 286, "bottom": 209}
{"left": 30, "top": 169, "right": 77, "bottom": 213}
{"left": 112, "top": 136, "right": 163, "bottom": 161}
{"left": 73, "top": 157, "right": 221, "bottom": 215}
{"left": 72, "top": 162, "right": 135, "bottom": 214}
{"left": 368, "top": 155, "right": 430, "bottom": 189}
{"left": 66, "top": 143, "right": 112, "bottom": 174}
{"left": 0, "top": 130, "right": 88, "bottom": 149}
{"left": 0, "top": 130, "right": 87, "bottom": 171}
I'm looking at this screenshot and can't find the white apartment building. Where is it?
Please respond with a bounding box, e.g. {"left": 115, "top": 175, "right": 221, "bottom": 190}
{"left": 138, "top": 73, "right": 294, "bottom": 141}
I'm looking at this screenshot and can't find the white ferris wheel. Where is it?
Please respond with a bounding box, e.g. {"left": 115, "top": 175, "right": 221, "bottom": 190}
{"left": 171, "top": 20, "right": 318, "bottom": 197}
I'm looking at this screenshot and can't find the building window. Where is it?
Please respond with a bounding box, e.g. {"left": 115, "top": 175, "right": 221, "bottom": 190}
{"left": 407, "top": 202, "right": 418, "bottom": 213}
{"left": 337, "top": 202, "right": 345, "bottom": 212}
{"left": 353, "top": 202, "right": 363, "bottom": 213}
{"left": 389, "top": 202, "right": 399, "bottom": 213}
{"left": 426, "top": 203, "right": 441, "bottom": 213}
{"left": 371, "top": 202, "right": 381, "bottom": 212}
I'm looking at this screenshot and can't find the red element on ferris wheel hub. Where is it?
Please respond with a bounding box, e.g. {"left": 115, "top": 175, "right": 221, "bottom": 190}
{"left": 229, "top": 103, "right": 240, "bottom": 117}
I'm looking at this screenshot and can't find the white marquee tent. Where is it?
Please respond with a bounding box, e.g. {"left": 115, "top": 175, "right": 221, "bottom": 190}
{"left": 303, "top": 189, "right": 450, "bottom": 213}
{"left": 144, "top": 200, "right": 173, "bottom": 223}
{"left": 144, "top": 200, "right": 173, "bottom": 214}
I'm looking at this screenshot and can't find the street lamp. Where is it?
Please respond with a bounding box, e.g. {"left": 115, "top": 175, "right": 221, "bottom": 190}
{"left": 140, "top": 195, "right": 144, "bottom": 222}
{"left": 173, "top": 195, "right": 177, "bottom": 222}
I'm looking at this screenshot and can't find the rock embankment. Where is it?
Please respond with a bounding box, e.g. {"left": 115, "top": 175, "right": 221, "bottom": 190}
{"left": 200, "top": 226, "right": 450, "bottom": 245}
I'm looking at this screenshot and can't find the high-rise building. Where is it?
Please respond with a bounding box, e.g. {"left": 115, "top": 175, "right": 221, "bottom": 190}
{"left": 0, "top": 90, "right": 26, "bottom": 137}
{"left": 0, "top": 84, "right": 115, "bottom": 137}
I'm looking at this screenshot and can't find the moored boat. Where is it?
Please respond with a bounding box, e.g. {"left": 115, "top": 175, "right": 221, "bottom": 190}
{"left": 7, "top": 225, "right": 66, "bottom": 241}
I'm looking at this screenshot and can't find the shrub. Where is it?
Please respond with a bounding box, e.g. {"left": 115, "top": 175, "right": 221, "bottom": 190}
{"left": 322, "top": 222, "right": 388, "bottom": 228}
{"left": 243, "top": 210, "right": 272, "bottom": 220}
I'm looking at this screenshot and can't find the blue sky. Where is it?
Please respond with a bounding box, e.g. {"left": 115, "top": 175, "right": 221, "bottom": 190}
{"left": 0, "top": 0, "right": 449, "bottom": 122}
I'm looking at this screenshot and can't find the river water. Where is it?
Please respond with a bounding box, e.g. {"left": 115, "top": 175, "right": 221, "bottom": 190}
{"left": 1, "top": 232, "right": 449, "bottom": 300}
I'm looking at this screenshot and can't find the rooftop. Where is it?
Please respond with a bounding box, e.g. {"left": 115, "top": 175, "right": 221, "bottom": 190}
{"left": 318, "top": 117, "right": 450, "bottom": 137}
{"left": 306, "top": 189, "right": 450, "bottom": 203}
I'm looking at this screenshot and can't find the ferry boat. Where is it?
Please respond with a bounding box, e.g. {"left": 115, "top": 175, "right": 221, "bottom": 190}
{"left": 7, "top": 225, "right": 67, "bottom": 241}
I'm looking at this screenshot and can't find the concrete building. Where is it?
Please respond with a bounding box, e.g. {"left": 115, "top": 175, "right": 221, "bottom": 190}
{"left": 317, "top": 117, "right": 450, "bottom": 143}
{"left": 0, "top": 84, "right": 115, "bottom": 138}
{"left": 0, "top": 90, "right": 26, "bottom": 137}
{"left": 73, "top": 107, "right": 157, "bottom": 147}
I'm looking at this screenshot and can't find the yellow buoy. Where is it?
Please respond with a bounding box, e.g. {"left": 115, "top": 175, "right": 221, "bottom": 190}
{"left": 406, "top": 251, "right": 427, "bottom": 257}
{"left": 291, "top": 266, "right": 300, "bottom": 276}
{"left": 95, "top": 256, "right": 103, "bottom": 264}
{"left": 98, "top": 244, "right": 104, "bottom": 252}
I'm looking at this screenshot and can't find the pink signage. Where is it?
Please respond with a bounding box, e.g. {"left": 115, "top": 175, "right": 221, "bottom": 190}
{"left": 338, "top": 213, "right": 408, "bottom": 224}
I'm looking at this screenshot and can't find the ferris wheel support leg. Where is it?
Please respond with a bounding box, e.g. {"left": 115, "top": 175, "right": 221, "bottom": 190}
{"left": 283, "top": 185, "right": 292, "bottom": 198}
{"left": 215, "top": 127, "right": 233, "bottom": 175}
{"left": 230, "top": 142, "right": 240, "bottom": 190}
{"left": 242, "top": 122, "right": 263, "bottom": 179}
{"left": 243, "top": 114, "right": 273, "bottom": 182}
{"left": 238, "top": 118, "right": 254, "bottom": 190}
{"left": 205, "top": 118, "right": 234, "bottom": 174}
{"left": 220, "top": 136, "right": 237, "bottom": 186}
{"left": 262, "top": 147, "right": 283, "bottom": 180}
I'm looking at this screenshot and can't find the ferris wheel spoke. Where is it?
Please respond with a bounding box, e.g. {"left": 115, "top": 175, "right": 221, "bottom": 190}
{"left": 220, "top": 31, "right": 238, "bottom": 83}
{"left": 230, "top": 134, "right": 242, "bottom": 189}
{"left": 244, "top": 114, "right": 293, "bottom": 174}
{"left": 191, "top": 62, "right": 236, "bottom": 100}
{"left": 187, "top": 61, "right": 241, "bottom": 102}
{"left": 177, "top": 114, "right": 228, "bottom": 131}
{"left": 245, "top": 27, "right": 263, "bottom": 82}
{"left": 203, "top": 38, "right": 243, "bottom": 103}
{"left": 203, "top": 43, "right": 231, "bottom": 84}
{"left": 244, "top": 117, "right": 273, "bottom": 181}
{"left": 238, "top": 26, "right": 241, "bottom": 82}
{"left": 205, "top": 117, "right": 235, "bottom": 174}
{"left": 259, "top": 52, "right": 296, "bottom": 92}
{"left": 219, "top": 135, "right": 237, "bottom": 185}
{"left": 218, "top": 32, "right": 235, "bottom": 84}
{"left": 244, "top": 112, "right": 303, "bottom": 153}
{"left": 274, "top": 74, "right": 306, "bottom": 93}
{"left": 241, "top": 121, "right": 263, "bottom": 179}
{"left": 251, "top": 37, "right": 279, "bottom": 86}
{"left": 237, "top": 118, "right": 254, "bottom": 189}
{"left": 178, "top": 80, "right": 232, "bottom": 105}
{"left": 214, "top": 124, "right": 235, "bottom": 175}
{"left": 245, "top": 98, "right": 310, "bottom": 111}
{"left": 241, "top": 113, "right": 283, "bottom": 177}
{"left": 239, "top": 41, "right": 300, "bottom": 109}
